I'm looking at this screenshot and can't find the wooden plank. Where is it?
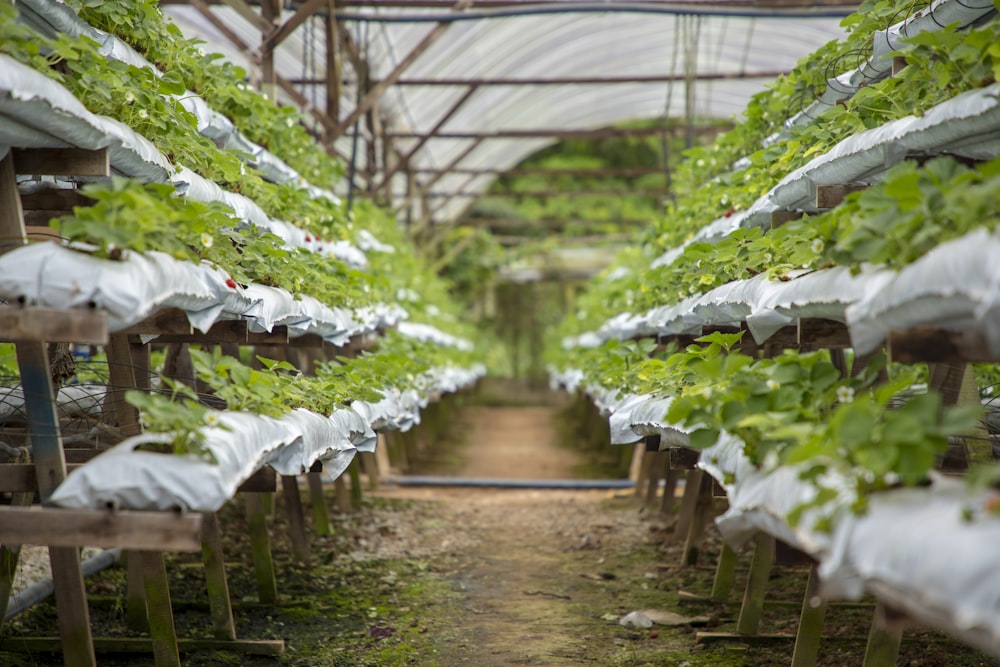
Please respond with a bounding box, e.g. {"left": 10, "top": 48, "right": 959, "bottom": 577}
{"left": 307, "top": 472, "right": 332, "bottom": 536}
{"left": 140, "top": 551, "right": 181, "bottom": 667}
{"left": 200, "top": 513, "right": 237, "bottom": 641}
{"left": 682, "top": 472, "right": 714, "bottom": 566}
{"left": 0, "top": 507, "right": 203, "bottom": 551}
{"left": 892, "top": 56, "right": 907, "bottom": 76}
{"left": 863, "top": 602, "right": 904, "bottom": 666}
{"left": 710, "top": 544, "right": 738, "bottom": 603}
{"left": 236, "top": 467, "right": 278, "bottom": 493}
{"left": 0, "top": 151, "right": 27, "bottom": 255}
{"left": 146, "top": 320, "right": 248, "bottom": 345}
{"left": 19, "top": 188, "right": 92, "bottom": 211}
{"left": 125, "top": 550, "right": 149, "bottom": 632}
{"left": 669, "top": 447, "right": 701, "bottom": 470}
{"left": 262, "top": 0, "right": 326, "bottom": 49}
{"left": 288, "top": 333, "right": 326, "bottom": 348}
{"left": 770, "top": 209, "right": 804, "bottom": 228}
{"left": 0, "top": 306, "right": 108, "bottom": 345}
{"left": 0, "top": 462, "right": 94, "bottom": 492}
{"left": 0, "top": 636, "right": 285, "bottom": 656}
{"left": 121, "top": 308, "right": 193, "bottom": 336}
{"left": 13, "top": 148, "right": 110, "bottom": 178}
{"left": 0, "top": 491, "right": 34, "bottom": 628}
{"left": 798, "top": 318, "right": 851, "bottom": 348}
{"left": 49, "top": 545, "right": 98, "bottom": 666}
{"left": 888, "top": 328, "right": 991, "bottom": 364}
{"left": 247, "top": 326, "right": 289, "bottom": 344}
{"left": 673, "top": 469, "right": 703, "bottom": 546}
{"left": 815, "top": 183, "right": 867, "bottom": 209}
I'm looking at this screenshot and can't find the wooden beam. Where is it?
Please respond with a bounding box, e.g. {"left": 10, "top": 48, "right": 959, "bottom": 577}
{"left": 797, "top": 318, "right": 851, "bottom": 349}
{"left": 0, "top": 507, "right": 203, "bottom": 552}
{"left": 190, "top": 0, "right": 255, "bottom": 55}
{"left": 236, "top": 467, "right": 278, "bottom": 493}
{"left": 18, "top": 188, "right": 92, "bottom": 211}
{"left": 138, "top": 320, "right": 249, "bottom": 345}
{"left": 122, "top": 308, "right": 193, "bottom": 336}
{"left": 888, "top": 328, "right": 992, "bottom": 364}
{"left": 0, "top": 306, "right": 108, "bottom": 345}
{"left": 815, "top": 182, "right": 867, "bottom": 209}
{"left": 247, "top": 326, "right": 290, "bottom": 344}
{"left": 13, "top": 148, "right": 109, "bottom": 178}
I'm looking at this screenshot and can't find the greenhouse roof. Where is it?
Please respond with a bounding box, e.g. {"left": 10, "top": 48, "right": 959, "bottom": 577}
{"left": 162, "top": 1, "right": 854, "bottom": 223}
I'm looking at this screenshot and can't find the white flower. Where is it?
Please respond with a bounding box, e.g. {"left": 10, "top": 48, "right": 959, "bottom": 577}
{"left": 200, "top": 233, "right": 213, "bottom": 249}
{"left": 762, "top": 449, "right": 780, "bottom": 471}
{"left": 138, "top": 108, "right": 148, "bottom": 119}
{"left": 837, "top": 386, "right": 855, "bottom": 403}
{"left": 197, "top": 47, "right": 206, "bottom": 57}
{"left": 237, "top": 82, "right": 247, "bottom": 91}
{"left": 763, "top": 252, "right": 773, "bottom": 263}
{"left": 766, "top": 379, "right": 780, "bottom": 391}
{"left": 720, "top": 195, "right": 729, "bottom": 207}
{"left": 696, "top": 159, "right": 705, "bottom": 168}
{"left": 285, "top": 118, "right": 295, "bottom": 128}
{"left": 811, "top": 238, "right": 825, "bottom": 254}
{"left": 124, "top": 91, "right": 136, "bottom": 104}
{"left": 204, "top": 412, "right": 220, "bottom": 427}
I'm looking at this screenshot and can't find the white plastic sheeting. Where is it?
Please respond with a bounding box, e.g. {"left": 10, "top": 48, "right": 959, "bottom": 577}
{"left": 48, "top": 364, "right": 484, "bottom": 513}
{"left": 552, "top": 381, "right": 1000, "bottom": 656}
{"left": 847, "top": 228, "right": 1000, "bottom": 356}
{"left": 651, "top": 81, "right": 1000, "bottom": 268}
{"left": 0, "top": 242, "right": 403, "bottom": 342}
{"left": 396, "top": 321, "right": 474, "bottom": 351}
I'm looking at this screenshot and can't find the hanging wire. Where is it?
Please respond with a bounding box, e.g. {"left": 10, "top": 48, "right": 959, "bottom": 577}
{"left": 346, "top": 19, "right": 369, "bottom": 213}
{"left": 701, "top": 16, "right": 728, "bottom": 120}
{"left": 659, "top": 15, "right": 682, "bottom": 205}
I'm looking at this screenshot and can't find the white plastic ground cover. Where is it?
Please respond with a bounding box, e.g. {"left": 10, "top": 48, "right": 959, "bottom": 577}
{"left": 0, "top": 242, "right": 402, "bottom": 343}
{"left": 783, "top": 0, "right": 997, "bottom": 133}
{"left": 0, "top": 384, "right": 106, "bottom": 422}
{"left": 847, "top": 227, "right": 1000, "bottom": 356}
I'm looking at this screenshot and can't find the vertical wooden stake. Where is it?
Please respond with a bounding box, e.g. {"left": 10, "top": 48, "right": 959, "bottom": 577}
{"left": 334, "top": 475, "right": 351, "bottom": 514}
{"left": 281, "top": 475, "right": 311, "bottom": 564}
{"left": 682, "top": 472, "right": 714, "bottom": 566}
{"left": 125, "top": 550, "right": 149, "bottom": 632}
{"left": 245, "top": 493, "right": 278, "bottom": 605}
{"left": 48, "top": 546, "right": 97, "bottom": 667}
{"left": 307, "top": 471, "right": 332, "bottom": 536}
{"left": 359, "top": 451, "right": 379, "bottom": 490}
{"left": 863, "top": 602, "right": 903, "bottom": 667}
{"left": 673, "top": 469, "right": 703, "bottom": 545}
{"left": 139, "top": 551, "right": 181, "bottom": 667}
{"left": 348, "top": 459, "right": 363, "bottom": 510}
{"left": 791, "top": 563, "right": 828, "bottom": 667}
{"left": 710, "top": 544, "right": 738, "bottom": 602}
{"left": 374, "top": 433, "right": 392, "bottom": 479}
{"left": 736, "top": 533, "right": 775, "bottom": 635}
{"left": 644, "top": 451, "right": 667, "bottom": 507}
{"left": 0, "top": 491, "right": 33, "bottom": 627}
{"left": 200, "top": 512, "right": 236, "bottom": 640}
{"left": 628, "top": 443, "right": 647, "bottom": 492}
{"left": 659, "top": 464, "right": 680, "bottom": 517}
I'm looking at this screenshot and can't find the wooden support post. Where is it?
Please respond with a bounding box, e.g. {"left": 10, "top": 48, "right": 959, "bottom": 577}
{"left": 682, "top": 471, "right": 714, "bottom": 566}
{"left": 0, "top": 150, "right": 27, "bottom": 254}
{"left": 105, "top": 334, "right": 142, "bottom": 437}
{"left": 125, "top": 551, "right": 149, "bottom": 632}
{"left": 281, "top": 475, "right": 311, "bottom": 564}
{"left": 139, "top": 551, "right": 181, "bottom": 667}
{"left": 815, "top": 183, "right": 866, "bottom": 209}
{"left": 791, "top": 563, "right": 827, "bottom": 667}
{"left": 710, "top": 544, "right": 738, "bottom": 602}
{"left": 200, "top": 512, "right": 236, "bottom": 641}
{"left": 659, "top": 463, "right": 680, "bottom": 517}
{"left": 863, "top": 602, "right": 903, "bottom": 667}
{"left": 48, "top": 546, "right": 97, "bottom": 667}
{"left": 359, "top": 451, "right": 380, "bottom": 490}
{"left": 334, "top": 475, "right": 351, "bottom": 513}
{"left": 0, "top": 491, "right": 33, "bottom": 628}
{"left": 348, "top": 458, "right": 363, "bottom": 510}
{"left": 307, "top": 470, "right": 332, "bottom": 536}
{"left": 244, "top": 493, "right": 278, "bottom": 605}
{"left": 673, "top": 469, "right": 703, "bottom": 545}
{"left": 736, "top": 533, "right": 775, "bottom": 635}
{"left": 628, "top": 442, "right": 646, "bottom": 489}
{"left": 374, "top": 433, "right": 392, "bottom": 480}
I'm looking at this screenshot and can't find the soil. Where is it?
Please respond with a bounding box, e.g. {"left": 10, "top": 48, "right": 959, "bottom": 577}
{"left": 3, "top": 389, "right": 1000, "bottom": 666}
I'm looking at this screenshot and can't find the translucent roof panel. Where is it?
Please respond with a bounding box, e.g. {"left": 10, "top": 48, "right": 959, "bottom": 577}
{"left": 164, "top": 2, "right": 852, "bottom": 223}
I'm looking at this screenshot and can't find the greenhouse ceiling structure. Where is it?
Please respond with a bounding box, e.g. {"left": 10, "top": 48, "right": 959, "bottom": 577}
{"left": 161, "top": 0, "right": 856, "bottom": 226}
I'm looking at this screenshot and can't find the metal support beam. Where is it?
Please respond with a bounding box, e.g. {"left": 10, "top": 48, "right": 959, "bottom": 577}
{"left": 376, "top": 84, "right": 479, "bottom": 192}
{"left": 262, "top": 0, "right": 327, "bottom": 50}
{"left": 329, "top": 1, "right": 473, "bottom": 141}
{"left": 361, "top": 124, "right": 722, "bottom": 141}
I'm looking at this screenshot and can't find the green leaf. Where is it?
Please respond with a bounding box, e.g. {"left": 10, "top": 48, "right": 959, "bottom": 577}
{"left": 689, "top": 428, "right": 720, "bottom": 449}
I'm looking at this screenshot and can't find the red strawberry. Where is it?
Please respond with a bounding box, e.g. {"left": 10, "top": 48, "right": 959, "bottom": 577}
{"left": 225, "top": 278, "right": 237, "bottom": 289}
{"left": 305, "top": 235, "right": 312, "bottom": 242}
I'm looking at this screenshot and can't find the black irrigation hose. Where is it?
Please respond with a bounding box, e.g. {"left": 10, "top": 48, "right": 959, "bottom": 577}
{"left": 386, "top": 475, "right": 635, "bottom": 489}
{"left": 4, "top": 548, "right": 122, "bottom": 620}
